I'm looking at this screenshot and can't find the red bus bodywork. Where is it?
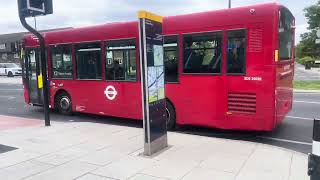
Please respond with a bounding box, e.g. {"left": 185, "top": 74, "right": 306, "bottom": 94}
{"left": 22, "top": 3, "right": 294, "bottom": 131}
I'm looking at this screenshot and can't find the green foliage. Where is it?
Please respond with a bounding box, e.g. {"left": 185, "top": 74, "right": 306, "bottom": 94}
{"left": 296, "top": 1, "right": 320, "bottom": 59}
{"left": 304, "top": 1, "right": 320, "bottom": 30}
{"left": 297, "top": 56, "right": 314, "bottom": 65}
{"left": 294, "top": 81, "right": 320, "bottom": 90}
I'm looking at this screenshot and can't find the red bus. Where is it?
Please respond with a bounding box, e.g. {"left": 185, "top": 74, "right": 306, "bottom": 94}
{"left": 21, "top": 3, "right": 295, "bottom": 131}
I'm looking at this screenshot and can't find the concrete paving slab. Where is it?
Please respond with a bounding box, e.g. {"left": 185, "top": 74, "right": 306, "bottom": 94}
{"left": 0, "top": 160, "right": 54, "bottom": 180}
{"left": 92, "top": 156, "right": 156, "bottom": 179}
{"left": 181, "top": 167, "right": 235, "bottom": 180}
{"left": 236, "top": 170, "right": 286, "bottom": 180}
{"left": 24, "top": 160, "right": 99, "bottom": 180}
{"left": 76, "top": 173, "right": 116, "bottom": 180}
{"left": 79, "top": 148, "right": 126, "bottom": 166}
{"left": 237, "top": 144, "right": 293, "bottom": 180}
{"left": 0, "top": 149, "right": 41, "bottom": 169}
{"left": 199, "top": 152, "right": 248, "bottom": 173}
{"left": 141, "top": 159, "right": 199, "bottom": 180}
{"left": 289, "top": 153, "right": 309, "bottom": 180}
{"left": 36, "top": 147, "right": 89, "bottom": 165}
{"left": 128, "top": 173, "right": 169, "bottom": 180}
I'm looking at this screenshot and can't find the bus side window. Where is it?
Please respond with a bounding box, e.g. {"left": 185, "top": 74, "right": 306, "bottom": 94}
{"left": 105, "top": 39, "right": 136, "bottom": 81}
{"left": 75, "top": 42, "right": 102, "bottom": 80}
{"left": 183, "top": 32, "right": 222, "bottom": 74}
{"left": 164, "top": 35, "right": 179, "bottom": 83}
{"left": 51, "top": 44, "right": 73, "bottom": 79}
{"left": 226, "top": 30, "right": 246, "bottom": 75}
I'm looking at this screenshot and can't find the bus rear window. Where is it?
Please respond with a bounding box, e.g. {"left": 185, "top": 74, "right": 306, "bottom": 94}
{"left": 279, "top": 8, "right": 294, "bottom": 60}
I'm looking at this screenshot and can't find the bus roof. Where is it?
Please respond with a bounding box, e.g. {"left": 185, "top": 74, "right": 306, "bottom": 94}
{"left": 23, "top": 2, "right": 289, "bottom": 46}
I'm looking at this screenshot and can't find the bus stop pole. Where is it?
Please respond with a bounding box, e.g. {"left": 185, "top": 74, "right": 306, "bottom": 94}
{"left": 308, "top": 119, "right": 320, "bottom": 180}
{"left": 18, "top": 5, "right": 51, "bottom": 126}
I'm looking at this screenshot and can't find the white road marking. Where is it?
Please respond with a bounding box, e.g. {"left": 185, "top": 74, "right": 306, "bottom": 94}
{"left": 0, "top": 89, "right": 23, "bottom": 91}
{"left": 286, "top": 116, "right": 315, "bottom": 121}
{"left": 294, "top": 100, "right": 320, "bottom": 104}
{"left": 259, "top": 136, "right": 312, "bottom": 146}
{"left": 0, "top": 95, "right": 16, "bottom": 99}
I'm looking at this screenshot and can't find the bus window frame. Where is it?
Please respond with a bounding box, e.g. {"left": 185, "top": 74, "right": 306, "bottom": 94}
{"left": 225, "top": 28, "right": 247, "bottom": 76}
{"left": 74, "top": 41, "right": 103, "bottom": 81}
{"left": 104, "top": 38, "right": 138, "bottom": 82}
{"left": 181, "top": 30, "right": 223, "bottom": 76}
{"left": 49, "top": 43, "right": 74, "bottom": 80}
{"left": 278, "top": 7, "right": 295, "bottom": 62}
{"left": 164, "top": 34, "right": 180, "bottom": 84}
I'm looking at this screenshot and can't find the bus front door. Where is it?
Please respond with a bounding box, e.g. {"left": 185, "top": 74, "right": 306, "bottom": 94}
{"left": 24, "top": 49, "right": 43, "bottom": 105}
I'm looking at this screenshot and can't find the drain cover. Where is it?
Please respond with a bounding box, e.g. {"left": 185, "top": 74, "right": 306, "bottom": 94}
{"left": 0, "top": 144, "right": 17, "bottom": 154}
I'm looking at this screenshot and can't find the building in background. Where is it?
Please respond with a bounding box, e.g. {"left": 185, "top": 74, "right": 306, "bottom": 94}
{"left": 0, "top": 32, "right": 25, "bottom": 64}
{"left": 0, "top": 28, "right": 72, "bottom": 64}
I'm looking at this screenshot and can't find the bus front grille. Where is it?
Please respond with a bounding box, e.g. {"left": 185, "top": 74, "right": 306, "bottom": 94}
{"left": 228, "top": 93, "right": 256, "bottom": 114}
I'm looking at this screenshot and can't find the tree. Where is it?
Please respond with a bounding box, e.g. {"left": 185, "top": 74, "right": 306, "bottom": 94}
{"left": 296, "top": 1, "right": 320, "bottom": 59}
{"left": 304, "top": 1, "right": 320, "bottom": 30}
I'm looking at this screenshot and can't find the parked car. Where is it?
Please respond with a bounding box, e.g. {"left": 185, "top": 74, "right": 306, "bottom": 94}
{"left": 314, "top": 60, "right": 320, "bottom": 68}
{"left": 0, "top": 63, "right": 22, "bottom": 77}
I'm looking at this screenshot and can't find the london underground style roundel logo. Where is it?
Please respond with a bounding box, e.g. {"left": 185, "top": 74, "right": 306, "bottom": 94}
{"left": 104, "top": 85, "right": 117, "bottom": 100}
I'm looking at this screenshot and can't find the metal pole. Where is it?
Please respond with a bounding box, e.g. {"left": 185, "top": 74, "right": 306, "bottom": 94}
{"left": 228, "top": 0, "right": 231, "bottom": 8}
{"left": 18, "top": 1, "right": 50, "bottom": 126}
{"left": 34, "top": 17, "right": 37, "bottom": 30}
{"left": 308, "top": 119, "right": 320, "bottom": 180}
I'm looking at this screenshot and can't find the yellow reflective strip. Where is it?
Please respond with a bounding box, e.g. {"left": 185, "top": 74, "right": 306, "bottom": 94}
{"left": 20, "top": 48, "right": 24, "bottom": 59}
{"left": 275, "top": 50, "right": 279, "bottom": 62}
{"left": 38, "top": 75, "right": 43, "bottom": 89}
{"left": 138, "top": 10, "right": 163, "bottom": 23}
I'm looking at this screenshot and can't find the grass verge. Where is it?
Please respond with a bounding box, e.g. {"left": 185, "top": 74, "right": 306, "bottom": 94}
{"left": 294, "top": 81, "right": 320, "bottom": 90}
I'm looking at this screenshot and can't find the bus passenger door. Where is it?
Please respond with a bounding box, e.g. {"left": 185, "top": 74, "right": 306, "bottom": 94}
{"left": 24, "top": 49, "right": 43, "bottom": 105}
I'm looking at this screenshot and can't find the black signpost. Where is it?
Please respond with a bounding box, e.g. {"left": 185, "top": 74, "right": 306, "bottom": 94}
{"left": 18, "top": 0, "right": 53, "bottom": 126}
{"left": 138, "top": 11, "right": 168, "bottom": 156}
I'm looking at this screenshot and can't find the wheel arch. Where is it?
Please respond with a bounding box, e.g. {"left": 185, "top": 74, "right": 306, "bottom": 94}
{"left": 53, "top": 89, "right": 71, "bottom": 109}
{"left": 165, "top": 97, "right": 175, "bottom": 111}
{"left": 165, "top": 97, "right": 177, "bottom": 127}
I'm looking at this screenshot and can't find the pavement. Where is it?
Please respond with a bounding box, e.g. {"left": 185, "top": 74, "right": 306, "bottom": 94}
{"left": 0, "top": 115, "right": 308, "bottom": 180}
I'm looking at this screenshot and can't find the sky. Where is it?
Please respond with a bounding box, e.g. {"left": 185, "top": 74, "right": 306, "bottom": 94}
{"left": 0, "top": 0, "right": 318, "bottom": 44}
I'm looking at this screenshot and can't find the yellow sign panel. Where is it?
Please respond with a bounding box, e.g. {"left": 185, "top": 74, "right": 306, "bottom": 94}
{"left": 38, "top": 75, "right": 43, "bottom": 89}
{"left": 20, "top": 48, "right": 25, "bottom": 59}
{"left": 138, "top": 10, "right": 163, "bottom": 23}
{"left": 275, "top": 50, "right": 279, "bottom": 62}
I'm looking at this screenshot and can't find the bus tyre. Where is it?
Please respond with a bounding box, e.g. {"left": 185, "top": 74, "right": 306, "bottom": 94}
{"left": 166, "top": 101, "right": 176, "bottom": 131}
{"left": 55, "top": 92, "right": 72, "bottom": 115}
{"left": 7, "top": 71, "right": 13, "bottom": 77}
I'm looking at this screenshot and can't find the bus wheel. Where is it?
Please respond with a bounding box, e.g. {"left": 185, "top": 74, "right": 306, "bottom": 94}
{"left": 55, "top": 92, "right": 72, "bottom": 115}
{"left": 7, "top": 71, "right": 13, "bottom": 77}
{"left": 166, "top": 100, "right": 176, "bottom": 131}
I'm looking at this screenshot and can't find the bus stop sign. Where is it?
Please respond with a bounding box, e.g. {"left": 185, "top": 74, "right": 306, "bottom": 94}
{"left": 138, "top": 11, "right": 168, "bottom": 156}
{"left": 18, "top": 0, "right": 53, "bottom": 17}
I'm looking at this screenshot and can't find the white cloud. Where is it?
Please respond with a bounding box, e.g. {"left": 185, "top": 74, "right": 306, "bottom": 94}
{"left": 0, "top": 0, "right": 313, "bottom": 44}
{"left": 295, "top": 24, "right": 308, "bottom": 42}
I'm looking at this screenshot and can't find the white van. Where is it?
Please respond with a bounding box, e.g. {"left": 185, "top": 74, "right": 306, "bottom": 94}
{"left": 0, "top": 63, "right": 22, "bottom": 77}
